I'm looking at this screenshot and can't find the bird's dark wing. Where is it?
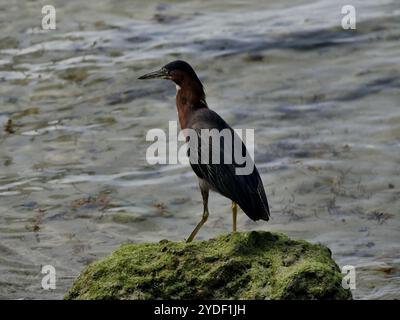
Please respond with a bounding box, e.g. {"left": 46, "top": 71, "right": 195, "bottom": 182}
{"left": 187, "top": 110, "right": 270, "bottom": 221}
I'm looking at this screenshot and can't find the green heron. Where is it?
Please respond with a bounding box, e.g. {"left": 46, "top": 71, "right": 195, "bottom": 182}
{"left": 139, "top": 60, "right": 270, "bottom": 242}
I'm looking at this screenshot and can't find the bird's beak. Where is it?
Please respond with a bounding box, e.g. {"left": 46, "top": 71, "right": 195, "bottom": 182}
{"left": 138, "top": 68, "right": 169, "bottom": 80}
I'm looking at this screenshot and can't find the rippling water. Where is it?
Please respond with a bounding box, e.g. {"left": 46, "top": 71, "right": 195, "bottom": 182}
{"left": 0, "top": 0, "right": 399, "bottom": 299}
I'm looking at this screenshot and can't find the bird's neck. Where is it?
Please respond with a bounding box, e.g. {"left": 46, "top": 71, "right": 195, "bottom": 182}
{"left": 175, "top": 78, "right": 207, "bottom": 129}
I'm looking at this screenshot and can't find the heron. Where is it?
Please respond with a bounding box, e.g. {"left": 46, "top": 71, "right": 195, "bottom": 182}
{"left": 139, "top": 60, "right": 270, "bottom": 242}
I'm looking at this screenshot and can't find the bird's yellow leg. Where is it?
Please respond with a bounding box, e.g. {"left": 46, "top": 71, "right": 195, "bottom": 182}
{"left": 187, "top": 183, "right": 209, "bottom": 243}
{"left": 186, "top": 209, "right": 209, "bottom": 243}
{"left": 232, "top": 202, "right": 237, "bottom": 233}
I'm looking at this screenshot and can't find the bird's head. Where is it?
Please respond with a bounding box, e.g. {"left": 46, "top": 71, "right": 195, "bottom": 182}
{"left": 138, "top": 60, "right": 201, "bottom": 87}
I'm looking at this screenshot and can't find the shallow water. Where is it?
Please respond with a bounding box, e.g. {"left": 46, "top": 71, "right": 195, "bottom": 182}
{"left": 0, "top": 0, "right": 399, "bottom": 299}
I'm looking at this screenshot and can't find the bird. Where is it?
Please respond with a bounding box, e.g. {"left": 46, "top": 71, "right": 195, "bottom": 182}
{"left": 138, "top": 60, "right": 270, "bottom": 242}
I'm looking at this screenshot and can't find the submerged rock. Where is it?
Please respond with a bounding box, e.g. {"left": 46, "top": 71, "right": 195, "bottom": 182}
{"left": 65, "top": 231, "right": 351, "bottom": 300}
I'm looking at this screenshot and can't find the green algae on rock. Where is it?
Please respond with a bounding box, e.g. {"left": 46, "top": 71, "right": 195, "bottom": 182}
{"left": 65, "top": 231, "right": 352, "bottom": 300}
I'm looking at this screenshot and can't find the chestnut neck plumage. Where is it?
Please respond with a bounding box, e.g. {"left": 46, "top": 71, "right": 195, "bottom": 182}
{"left": 175, "top": 76, "right": 208, "bottom": 129}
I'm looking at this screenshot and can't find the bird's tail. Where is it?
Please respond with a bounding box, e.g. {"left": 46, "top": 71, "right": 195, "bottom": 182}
{"left": 257, "top": 182, "right": 270, "bottom": 221}
{"left": 237, "top": 183, "right": 270, "bottom": 222}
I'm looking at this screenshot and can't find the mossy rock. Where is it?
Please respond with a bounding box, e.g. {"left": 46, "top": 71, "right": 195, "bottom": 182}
{"left": 65, "top": 231, "right": 352, "bottom": 300}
